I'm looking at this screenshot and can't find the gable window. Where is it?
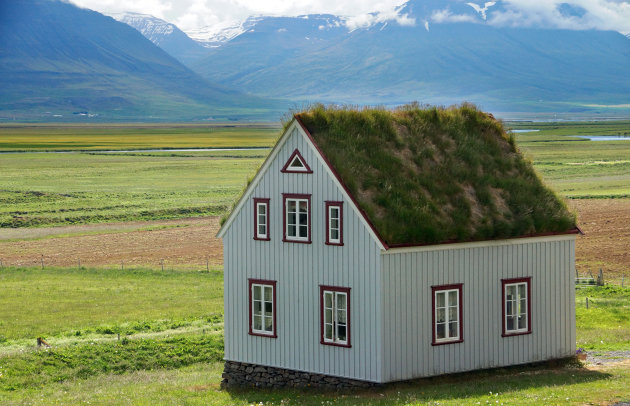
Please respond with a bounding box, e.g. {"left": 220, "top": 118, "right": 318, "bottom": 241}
{"left": 281, "top": 148, "right": 312, "bottom": 174}
{"left": 432, "top": 284, "right": 463, "bottom": 345}
{"left": 283, "top": 193, "right": 311, "bottom": 243}
{"left": 325, "top": 201, "right": 343, "bottom": 246}
{"left": 253, "top": 198, "right": 270, "bottom": 241}
{"left": 320, "top": 285, "right": 351, "bottom": 347}
{"left": 248, "top": 279, "right": 277, "bottom": 338}
{"left": 502, "top": 277, "right": 531, "bottom": 337}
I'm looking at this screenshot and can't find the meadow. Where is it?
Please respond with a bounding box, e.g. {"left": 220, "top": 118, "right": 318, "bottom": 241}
{"left": 1, "top": 121, "right": 629, "bottom": 404}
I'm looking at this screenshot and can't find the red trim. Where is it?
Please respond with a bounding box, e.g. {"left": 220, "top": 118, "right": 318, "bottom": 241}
{"left": 282, "top": 193, "right": 312, "bottom": 244}
{"left": 431, "top": 284, "right": 464, "bottom": 346}
{"left": 325, "top": 201, "right": 344, "bottom": 246}
{"left": 501, "top": 277, "right": 532, "bottom": 337}
{"left": 294, "top": 116, "right": 390, "bottom": 249}
{"left": 319, "top": 285, "right": 351, "bottom": 348}
{"left": 253, "top": 198, "right": 270, "bottom": 241}
{"left": 281, "top": 148, "right": 313, "bottom": 174}
{"left": 248, "top": 279, "right": 278, "bottom": 338}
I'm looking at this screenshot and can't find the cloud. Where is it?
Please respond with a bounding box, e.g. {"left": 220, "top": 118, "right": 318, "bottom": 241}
{"left": 488, "top": 0, "right": 630, "bottom": 34}
{"left": 431, "top": 9, "right": 476, "bottom": 24}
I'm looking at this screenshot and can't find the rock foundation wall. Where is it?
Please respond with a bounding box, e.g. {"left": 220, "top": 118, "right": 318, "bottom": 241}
{"left": 221, "top": 361, "right": 379, "bottom": 389}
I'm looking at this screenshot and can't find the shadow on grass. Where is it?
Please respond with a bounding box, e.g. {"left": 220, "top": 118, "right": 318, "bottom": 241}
{"left": 223, "top": 358, "right": 614, "bottom": 405}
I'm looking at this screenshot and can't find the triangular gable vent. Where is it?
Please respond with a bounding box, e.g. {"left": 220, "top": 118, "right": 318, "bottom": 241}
{"left": 281, "top": 148, "right": 312, "bottom": 173}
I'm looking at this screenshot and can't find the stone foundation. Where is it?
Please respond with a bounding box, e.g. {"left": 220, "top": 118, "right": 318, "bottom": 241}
{"left": 221, "top": 361, "right": 380, "bottom": 389}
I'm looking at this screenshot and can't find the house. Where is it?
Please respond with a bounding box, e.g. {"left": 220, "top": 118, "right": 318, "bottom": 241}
{"left": 217, "top": 104, "right": 580, "bottom": 387}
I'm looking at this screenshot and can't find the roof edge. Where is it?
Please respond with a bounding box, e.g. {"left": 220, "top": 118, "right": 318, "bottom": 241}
{"left": 386, "top": 227, "right": 582, "bottom": 250}
{"left": 294, "top": 114, "right": 390, "bottom": 250}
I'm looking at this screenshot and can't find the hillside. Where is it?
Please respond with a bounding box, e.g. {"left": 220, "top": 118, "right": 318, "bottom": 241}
{"left": 0, "top": 0, "right": 282, "bottom": 121}
{"left": 191, "top": 0, "right": 630, "bottom": 113}
{"left": 109, "top": 12, "right": 210, "bottom": 65}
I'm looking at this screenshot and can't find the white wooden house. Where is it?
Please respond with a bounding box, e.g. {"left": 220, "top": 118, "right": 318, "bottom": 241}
{"left": 217, "top": 106, "right": 580, "bottom": 386}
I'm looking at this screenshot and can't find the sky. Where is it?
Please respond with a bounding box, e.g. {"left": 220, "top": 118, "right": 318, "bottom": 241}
{"left": 69, "top": 0, "right": 630, "bottom": 35}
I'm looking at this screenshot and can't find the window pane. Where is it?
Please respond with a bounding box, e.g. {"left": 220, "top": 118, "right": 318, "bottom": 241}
{"left": 331, "top": 229, "right": 339, "bottom": 240}
{"left": 264, "top": 286, "right": 272, "bottom": 301}
{"left": 299, "top": 225, "right": 308, "bottom": 237}
{"left": 337, "top": 309, "right": 346, "bottom": 324}
{"left": 449, "top": 321, "right": 458, "bottom": 338}
{"left": 264, "top": 316, "right": 273, "bottom": 331}
{"left": 264, "top": 302, "right": 273, "bottom": 316}
{"left": 290, "top": 157, "right": 304, "bottom": 168}
{"left": 448, "top": 291, "right": 457, "bottom": 306}
{"left": 436, "top": 323, "right": 445, "bottom": 339}
{"left": 288, "top": 200, "right": 296, "bottom": 212}
{"left": 336, "top": 293, "right": 346, "bottom": 310}
{"left": 448, "top": 307, "right": 458, "bottom": 322}
{"left": 436, "top": 308, "right": 445, "bottom": 323}
{"left": 253, "top": 315, "right": 262, "bottom": 330}
{"left": 253, "top": 285, "right": 261, "bottom": 300}
{"left": 518, "top": 315, "right": 526, "bottom": 329}
{"left": 325, "top": 323, "right": 333, "bottom": 339}
{"left": 325, "top": 309, "right": 332, "bottom": 323}
{"left": 299, "top": 213, "right": 307, "bottom": 225}
{"left": 324, "top": 292, "right": 332, "bottom": 308}
{"left": 299, "top": 201, "right": 307, "bottom": 212}
{"left": 436, "top": 292, "right": 445, "bottom": 308}
{"left": 506, "top": 315, "right": 515, "bottom": 331}
{"left": 253, "top": 301, "right": 261, "bottom": 315}
{"left": 506, "top": 301, "right": 513, "bottom": 316}
{"left": 288, "top": 225, "right": 296, "bottom": 236}
{"left": 259, "top": 205, "right": 266, "bottom": 215}
{"left": 288, "top": 213, "right": 296, "bottom": 225}
{"left": 337, "top": 325, "right": 347, "bottom": 342}
{"left": 258, "top": 225, "right": 266, "bottom": 236}
{"left": 331, "top": 219, "right": 338, "bottom": 229}
{"left": 518, "top": 283, "right": 526, "bottom": 298}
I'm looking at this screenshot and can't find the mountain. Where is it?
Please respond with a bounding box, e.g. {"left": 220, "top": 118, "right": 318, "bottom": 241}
{"left": 109, "top": 12, "right": 210, "bottom": 65}
{"left": 0, "top": 0, "right": 282, "bottom": 121}
{"left": 186, "top": 18, "right": 261, "bottom": 48}
{"left": 190, "top": 0, "right": 630, "bottom": 113}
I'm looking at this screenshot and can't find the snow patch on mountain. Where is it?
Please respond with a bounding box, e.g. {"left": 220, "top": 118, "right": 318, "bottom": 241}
{"left": 109, "top": 12, "right": 174, "bottom": 44}
{"left": 186, "top": 18, "right": 261, "bottom": 48}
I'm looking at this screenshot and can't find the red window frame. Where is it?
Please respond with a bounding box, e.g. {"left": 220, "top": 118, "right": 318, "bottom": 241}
{"left": 319, "top": 285, "right": 351, "bottom": 348}
{"left": 325, "top": 201, "right": 344, "bottom": 246}
{"left": 281, "top": 148, "right": 313, "bottom": 174}
{"left": 501, "top": 277, "right": 532, "bottom": 337}
{"left": 431, "top": 283, "right": 464, "bottom": 346}
{"left": 282, "top": 193, "right": 312, "bottom": 244}
{"left": 253, "top": 198, "right": 270, "bottom": 241}
{"left": 248, "top": 279, "right": 277, "bottom": 338}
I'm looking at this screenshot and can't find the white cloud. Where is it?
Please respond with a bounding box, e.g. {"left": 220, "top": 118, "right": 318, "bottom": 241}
{"left": 431, "top": 9, "right": 476, "bottom": 24}
{"left": 488, "top": 0, "right": 630, "bottom": 34}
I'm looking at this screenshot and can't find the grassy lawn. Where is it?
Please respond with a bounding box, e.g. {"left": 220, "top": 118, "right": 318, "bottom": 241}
{"left": 1, "top": 268, "right": 629, "bottom": 405}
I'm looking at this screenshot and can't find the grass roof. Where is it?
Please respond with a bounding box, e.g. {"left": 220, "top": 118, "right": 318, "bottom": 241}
{"left": 296, "top": 103, "right": 577, "bottom": 246}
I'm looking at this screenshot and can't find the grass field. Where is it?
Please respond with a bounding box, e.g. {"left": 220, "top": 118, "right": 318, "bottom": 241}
{"left": 0, "top": 268, "right": 628, "bottom": 405}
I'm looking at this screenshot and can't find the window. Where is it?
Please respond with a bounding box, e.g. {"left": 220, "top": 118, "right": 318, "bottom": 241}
{"left": 283, "top": 193, "right": 311, "bottom": 243}
{"left": 325, "top": 201, "right": 343, "bottom": 245}
{"left": 431, "top": 284, "right": 463, "bottom": 345}
{"left": 281, "top": 149, "right": 312, "bottom": 173}
{"left": 320, "top": 286, "right": 351, "bottom": 347}
{"left": 248, "top": 279, "right": 277, "bottom": 337}
{"left": 253, "top": 198, "right": 270, "bottom": 241}
{"left": 502, "top": 277, "right": 531, "bottom": 336}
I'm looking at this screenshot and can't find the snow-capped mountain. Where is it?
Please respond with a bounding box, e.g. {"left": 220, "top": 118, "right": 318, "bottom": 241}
{"left": 186, "top": 17, "right": 261, "bottom": 48}
{"left": 109, "top": 12, "right": 209, "bottom": 65}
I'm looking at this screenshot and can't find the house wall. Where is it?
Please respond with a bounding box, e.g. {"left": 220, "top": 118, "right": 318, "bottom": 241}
{"left": 223, "top": 125, "right": 384, "bottom": 382}
{"left": 380, "top": 236, "right": 576, "bottom": 382}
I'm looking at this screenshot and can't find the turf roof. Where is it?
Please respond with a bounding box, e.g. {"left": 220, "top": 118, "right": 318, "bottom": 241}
{"left": 295, "top": 103, "right": 577, "bottom": 246}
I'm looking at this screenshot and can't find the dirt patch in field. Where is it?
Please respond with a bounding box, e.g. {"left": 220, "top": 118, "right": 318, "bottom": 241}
{"left": 0, "top": 199, "right": 628, "bottom": 275}
{"left": 569, "top": 199, "right": 630, "bottom": 280}
{"left": 0, "top": 217, "right": 223, "bottom": 270}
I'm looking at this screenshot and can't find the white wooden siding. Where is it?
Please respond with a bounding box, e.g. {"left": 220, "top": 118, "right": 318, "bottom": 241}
{"left": 223, "top": 127, "right": 384, "bottom": 382}
{"left": 380, "top": 237, "right": 576, "bottom": 382}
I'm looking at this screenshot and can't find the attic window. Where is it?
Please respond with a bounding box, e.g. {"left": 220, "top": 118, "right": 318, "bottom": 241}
{"left": 281, "top": 149, "right": 312, "bottom": 173}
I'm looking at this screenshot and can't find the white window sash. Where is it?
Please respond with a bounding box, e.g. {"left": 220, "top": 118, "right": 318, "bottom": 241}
{"left": 434, "top": 288, "right": 460, "bottom": 342}
{"left": 328, "top": 206, "right": 341, "bottom": 243}
{"left": 286, "top": 198, "right": 309, "bottom": 241}
{"left": 505, "top": 282, "right": 528, "bottom": 333}
{"left": 323, "top": 290, "right": 348, "bottom": 345}
{"left": 251, "top": 283, "right": 274, "bottom": 335}
{"left": 256, "top": 202, "right": 268, "bottom": 239}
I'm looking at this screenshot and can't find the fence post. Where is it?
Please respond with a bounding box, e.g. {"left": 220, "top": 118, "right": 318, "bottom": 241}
{"left": 121, "top": 261, "right": 124, "bottom": 271}
{"left": 78, "top": 258, "right": 81, "bottom": 269}
{"left": 161, "top": 259, "right": 164, "bottom": 272}
{"left": 40, "top": 255, "right": 44, "bottom": 269}
{"left": 206, "top": 256, "right": 209, "bottom": 272}
{"left": 586, "top": 297, "right": 589, "bottom": 309}
{"left": 597, "top": 268, "right": 604, "bottom": 286}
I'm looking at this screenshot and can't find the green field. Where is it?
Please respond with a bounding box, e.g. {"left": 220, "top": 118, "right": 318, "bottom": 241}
{"left": 0, "top": 267, "right": 628, "bottom": 405}
{"left": 1, "top": 122, "right": 630, "bottom": 228}
{"left": 509, "top": 121, "right": 630, "bottom": 198}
